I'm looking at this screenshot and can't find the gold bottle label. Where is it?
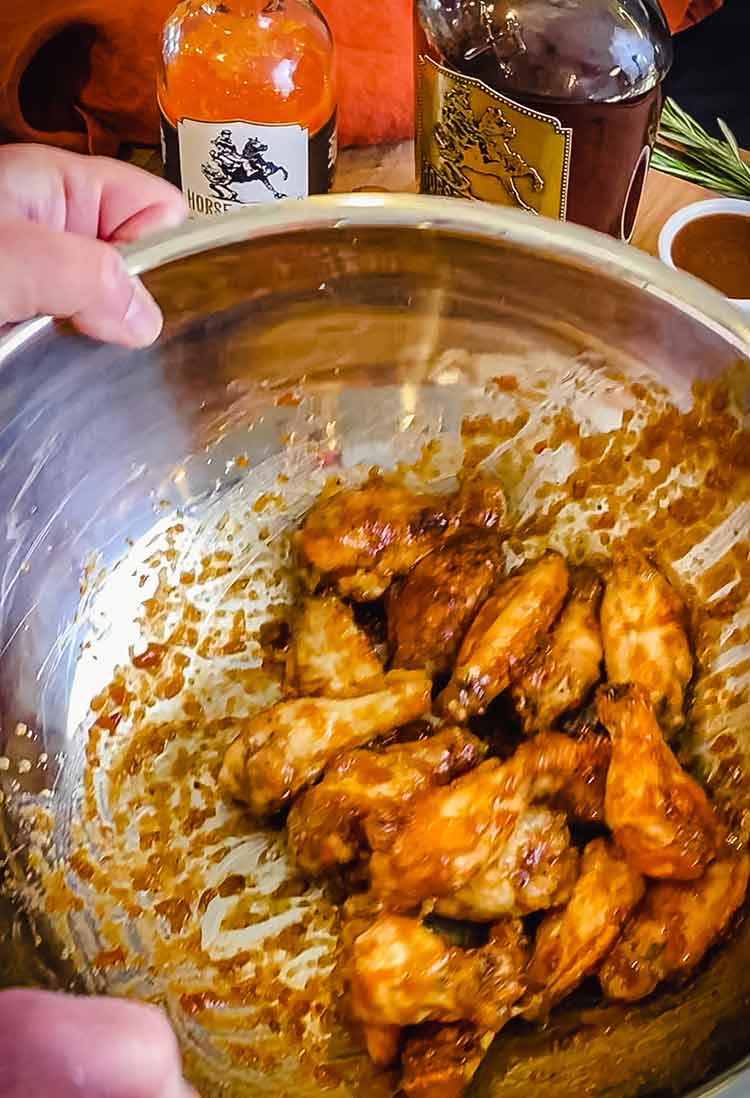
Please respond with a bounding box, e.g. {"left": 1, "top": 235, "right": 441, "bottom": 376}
{"left": 417, "top": 56, "right": 572, "bottom": 220}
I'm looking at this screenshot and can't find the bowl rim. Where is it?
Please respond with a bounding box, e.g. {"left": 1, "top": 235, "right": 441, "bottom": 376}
{"left": 657, "top": 196, "right": 750, "bottom": 310}
{"left": 685, "top": 1056, "right": 750, "bottom": 1098}
{"left": 0, "top": 193, "right": 749, "bottom": 364}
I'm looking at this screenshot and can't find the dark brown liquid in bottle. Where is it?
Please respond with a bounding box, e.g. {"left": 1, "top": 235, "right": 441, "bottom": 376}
{"left": 416, "top": 1, "right": 671, "bottom": 239}
{"left": 461, "top": 51, "right": 661, "bottom": 239}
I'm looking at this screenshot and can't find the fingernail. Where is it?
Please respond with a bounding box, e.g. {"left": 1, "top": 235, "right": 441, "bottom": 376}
{"left": 123, "top": 278, "right": 163, "bottom": 346}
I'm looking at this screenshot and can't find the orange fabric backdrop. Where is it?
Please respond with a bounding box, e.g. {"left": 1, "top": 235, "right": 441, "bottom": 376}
{"left": 0, "top": 1, "right": 720, "bottom": 156}
{"left": 661, "top": 0, "right": 722, "bottom": 31}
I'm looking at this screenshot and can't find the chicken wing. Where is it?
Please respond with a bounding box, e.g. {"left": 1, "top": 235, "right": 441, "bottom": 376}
{"left": 368, "top": 758, "right": 530, "bottom": 910}
{"left": 400, "top": 1024, "right": 495, "bottom": 1098}
{"left": 388, "top": 532, "right": 503, "bottom": 676}
{"left": 521, "top": 838, "right": 645, "bottom": 1021}
{"left": 435, "top": 807, "right": 579, "bottom": 922}
{"left": 219, "top": 669, "right": 432, "bottom": 817}
{"left": 600, "top": 854, "right": 750, "bottom": 1003}
{"left": 598, "top": 684, "right": 720, "bottom": 880}
{"left": 287, "top": 726, "right": 486, "bottom": 876}
{"left": 369, "top": 729, "right": 607, "bottom": 910}
{"left": 348, "top": 915, "right": 527, "bottom": 1064}
{"left": 299, "top": 476, "right": 506, "bottom": 601}
{"left": 438, "top": 551, "right": 569, "bottom": 722}
{"left": 399, "top": 921, "right": 527, "bottom": 1096}
{"left": 285, "top": 594, "right": 383, "bottom": 697}
{"left": 511, "top": 567, "right": 604, "bottom": 734}
{"left": 513, "top": 729, "right": 612, "bottom": 825}
{"left": 600, "top": 550, "right": 692, "bottom": 737}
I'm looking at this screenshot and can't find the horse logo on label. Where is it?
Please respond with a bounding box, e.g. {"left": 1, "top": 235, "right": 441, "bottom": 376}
{"left": 431, "top": 86, "right": 544, "bottom": 212}
{"left": 202, "top": 130, "right": 290, "bottom": 201}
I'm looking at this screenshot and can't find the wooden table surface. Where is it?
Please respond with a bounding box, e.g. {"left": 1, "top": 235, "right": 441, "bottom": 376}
{"left": 128, "top": 139, "right": 713, "bottom": 258}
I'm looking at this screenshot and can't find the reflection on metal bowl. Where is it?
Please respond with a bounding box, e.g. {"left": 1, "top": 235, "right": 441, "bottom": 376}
{"left": 0, "top": 195, "right": 749, "bottom": 1098}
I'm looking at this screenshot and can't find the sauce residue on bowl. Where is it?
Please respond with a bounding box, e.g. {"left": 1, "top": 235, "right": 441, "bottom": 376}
{"left": 671, "top": 212, "right": 750, "bottom": 299}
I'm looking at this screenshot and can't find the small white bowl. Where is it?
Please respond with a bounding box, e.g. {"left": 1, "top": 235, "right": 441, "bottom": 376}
{"left": 658, "top": 196, "right": 750, "bottom": 312}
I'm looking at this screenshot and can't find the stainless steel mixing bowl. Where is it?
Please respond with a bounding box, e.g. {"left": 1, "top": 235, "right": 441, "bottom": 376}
{"left": 0, "top": 195, "right": 749, "bottom": 1098}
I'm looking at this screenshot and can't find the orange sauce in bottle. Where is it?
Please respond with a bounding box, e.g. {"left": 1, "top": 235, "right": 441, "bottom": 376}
{"left": 159, "top": 1, "right": 337, "bottom": 217}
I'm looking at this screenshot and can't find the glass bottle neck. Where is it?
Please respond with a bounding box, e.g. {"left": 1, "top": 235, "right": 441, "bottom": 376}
{"left": 416, "top": 0, "right": 673, "bottom": 104}
{"left": 188, "top": 1, "right": 286, "bottom": 13}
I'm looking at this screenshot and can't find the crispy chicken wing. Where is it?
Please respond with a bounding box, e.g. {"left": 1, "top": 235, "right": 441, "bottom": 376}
{"left": 369, "top": 729, "right": 607, "bottom": 910}
{"left": 287, "top": 727, "right": 486, "bottom": 876}
{"left": 438, "top": 551, "right": 569, "bottom": 721}
{"left": 219, "top": 670, "right": 432, "bottom": 817}
{"left": 521, "top": 839, "right": 645, "bottom": 1021}
{"left": 299, "top": 476, "right": 506, "bottom": 601}
{"left": 399, "top": 921, "right": 527, "bottom": 1096}
{"left": 512, "top": 567, "right": 604, "bottom": 734}
{"left": 600, "top": 551, "right": 692, "bottom": 737}
{"left": 598, "top": 684, "right": 720, "bottom": 880}
{"left": 435, "top": 807, "right": 579, "bottom": 922}
{"left": 513, "top": 730, "right": 612, "bottom": 825}
{"left": 368, "top": 758, "right": 529, "bottom": 910}
{"left": 348, "top": 915, "right": 527, "bottom": 1064}
{"left": 600, "top": 854, "right": 750, "bottom": 1002}
{"left": 388, "top": 532, "right": 503, "bottom": 676}
{"left": 285, "top": 594, "right": 383, "bottom": 697}
{"left": 401, "top": 1024, "right": 495, "bottom": 1098}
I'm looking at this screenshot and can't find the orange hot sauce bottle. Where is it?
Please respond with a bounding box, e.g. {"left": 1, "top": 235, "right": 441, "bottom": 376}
{"left": 158, "top": 0, "right": 337, "bottom": 218}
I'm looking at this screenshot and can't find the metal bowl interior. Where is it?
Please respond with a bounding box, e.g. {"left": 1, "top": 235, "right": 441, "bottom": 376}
{"left": 0, "top": 196, "right": 749, "bottom": 1098}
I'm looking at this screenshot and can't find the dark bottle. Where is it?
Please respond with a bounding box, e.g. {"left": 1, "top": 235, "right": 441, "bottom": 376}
{"left": 415, "top": 0, "right": 673, "bottom": 239}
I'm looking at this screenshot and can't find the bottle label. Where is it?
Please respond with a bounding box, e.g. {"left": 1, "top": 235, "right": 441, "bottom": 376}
{"left": 159, "top": 107, "right": 337, "bottom": 218}
{"left": 417, "top": 56, "right": 572, "bottom": 221}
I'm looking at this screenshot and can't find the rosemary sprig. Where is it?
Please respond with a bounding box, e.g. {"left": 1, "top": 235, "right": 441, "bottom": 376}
{"left": 653, "top": 98, "right": 750, "bottom": 197}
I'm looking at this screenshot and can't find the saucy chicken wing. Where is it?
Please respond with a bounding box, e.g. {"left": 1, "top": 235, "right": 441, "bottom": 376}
{"left": 348, "top": 915, "right": 527, "bottom": 1065}
{"left": 512, "top": 567, "right": 604, "bottom": 734}
{"left": 600, "top": 551, "right": 692, "bottom": 737}
{"left": 600, "top": 854, "right": 750, "bottom": 1002}
{"left": 435, "top": 807, "right": 579, "bottom": 922}
{"left": 522, "top": 839, "right": 645, "bottom": 1021}
{"left": 399, "top": 920, "right": 527, "bottom": 1096}
{"left": 219, "top": 669, "right": 432, "bottom": 817}
{"left": 598, "top": 684, "right": 720, "bottom": 880}
{"left": 285, "top": 594, "right": 383, "bottom": 697}
{"left": 388, "top": 532, "right": 503, "bottom": 676}
{"left": 287, "top": 726, "right": 486, "bottom": 876}
{"left": 298, "top": 476, "right": 506, "bottom": 601}
{"left": 400, "top": 1024, "right": 495, "bottom": 1098}
{"left": 438, "top": 551, "right": 569, "bottom": 721}
{"left": 368, "top": 758, "right": 530, "bottom": 910}
{"left": 369, "top": 729, "right": 607, "bottom": 910}
{"left": 512, "top": 729, "right": 612, "bottom": 824}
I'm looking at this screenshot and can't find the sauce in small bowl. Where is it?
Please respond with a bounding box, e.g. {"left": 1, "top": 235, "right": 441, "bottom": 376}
{"left": 658, "top": 198, "right": 750, "bottom": 311}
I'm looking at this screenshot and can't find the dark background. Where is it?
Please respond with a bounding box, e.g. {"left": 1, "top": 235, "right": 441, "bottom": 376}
{"left": 664, "top": 0, "right": 750, "bottom": 144}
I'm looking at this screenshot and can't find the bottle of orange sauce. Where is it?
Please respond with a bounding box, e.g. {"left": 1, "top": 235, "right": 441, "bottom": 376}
{"left": 158, "top": 0, "right": 337, "bottom": 218}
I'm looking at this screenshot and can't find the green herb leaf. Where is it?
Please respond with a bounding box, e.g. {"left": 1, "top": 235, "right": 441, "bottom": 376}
{"left": 653, "top": 99, "right": 750, "bottom": 198}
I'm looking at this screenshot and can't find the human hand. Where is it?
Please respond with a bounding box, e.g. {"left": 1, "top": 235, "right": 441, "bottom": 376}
{"left": 0, "top": 989, "right": 197, "bottom": 1098}
{"left": 0, "top": 144, "right": 186, "bottom": 347}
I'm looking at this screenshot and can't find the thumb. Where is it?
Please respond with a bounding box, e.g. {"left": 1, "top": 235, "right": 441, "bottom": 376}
{"left": 0, "top": 220, "right": 163, "bottom": 347}
{"left": 0, "top": 989, "right": 197, "bottom": 1098}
